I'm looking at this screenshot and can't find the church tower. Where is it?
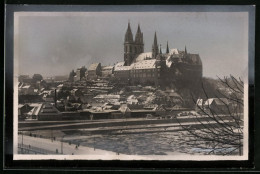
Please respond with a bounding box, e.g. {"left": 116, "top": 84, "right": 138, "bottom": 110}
{"left": 152, "top": 32, "right": 159, "bottom": 59}
{"left": 124, "top": 22, "right": 135, "bottom": 66}
{"left": 166, "top": 41, "right": 169, "bottom": 54}
{"left": 134, "top": 24, "right": 144, "bottom": 55}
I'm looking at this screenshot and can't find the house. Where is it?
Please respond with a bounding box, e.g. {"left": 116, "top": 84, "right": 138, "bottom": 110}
{"left": 93, "top": 94, "right": 121, "bottom": 104}
{"left": 101, "top": 66, "right": 114, "bottom": 78}
{"left": 153, "top": 105, "right": 166, "bottom": 116}
{"left": 18, "top": 104, "right": 32, "bottom": 120}
{"left": 196, "top": 98, "right": 231, "bottom": 114}
{"left": 127, "top": 95, "right": 139, "bottom": 105}
{"left": 26, "top": 103, "right": 62, "bottom": 120}
{"left": 196, "top": 98, "right": 204, "bottom": 111}
{"left": 204, "top": 98, "right": 230, "bottom": 114}
{"left": 71, "top": 89, "right": 83, "bottom": 97}
{"left": 119, "top": 104, "right": 131, "bottom": 118}
{"left": 43, "top": 94, "right": 54, "bottom": 102}
{"left": 87, "top": 63, "right": 102, "bottom": 80}
{"left": 19, "top": 85, "right": 35, "bottom": 95}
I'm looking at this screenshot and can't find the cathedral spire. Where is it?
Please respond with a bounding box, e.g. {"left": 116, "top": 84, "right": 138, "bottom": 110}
{"left": 153, "top": 32, "right": 158, "bottom": 47}
{"left": 135, "top": 23, "right": 143, "bottom": 44}
{"left": 124, "top": 21, "right": 133, "bottom": 43}
{"left": 185, "top": 45, "right": 187, "bottom": 54}
{"left": 160, "top": 44, "right": 162, "bottom": 54}
{"left": 152, "top": 32, "right": 159, "bottom": 58}
{"left": 166, "top": 41, "right": 169, "bottom": 54}
{"left": 137, "top": 23, "right": 141, "bottom": 33}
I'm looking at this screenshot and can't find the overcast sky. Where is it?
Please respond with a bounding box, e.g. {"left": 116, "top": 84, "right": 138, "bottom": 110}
{"left": 14, "top": 7, "right": 250, "bottom": 78}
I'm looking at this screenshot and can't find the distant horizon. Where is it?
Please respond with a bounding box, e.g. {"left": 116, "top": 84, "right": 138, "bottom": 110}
{"left": 14, "top": 6, "right": 251, "bottom": 80}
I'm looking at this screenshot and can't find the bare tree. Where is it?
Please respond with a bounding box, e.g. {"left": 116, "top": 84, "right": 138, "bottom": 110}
{"left": 175, "top": 75, "right": 244, "bottom": 155}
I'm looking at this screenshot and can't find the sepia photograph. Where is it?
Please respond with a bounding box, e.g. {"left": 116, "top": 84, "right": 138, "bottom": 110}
{"left": 9, "top": 5, "right": 254, "bottom": 161}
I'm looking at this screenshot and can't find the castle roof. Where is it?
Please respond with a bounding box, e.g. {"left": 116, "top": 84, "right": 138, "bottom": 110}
{"left": 132, "top": 59, "right": 156, "bottom": 69}
{"left": 188, "top": 54, "right": 202, "bottom": 65}
{"left": 169, "top": 48, "right": 179, "bottom": 55}
{"left": 114, "top": 62, "right": 132, "bottom": 71}
{"left": 135, "top": 52, "right": 152, "bottom": 62}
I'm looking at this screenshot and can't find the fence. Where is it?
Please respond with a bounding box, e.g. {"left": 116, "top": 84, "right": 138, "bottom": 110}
{"left": 18, "top": 143, "right": 59, "bottom": 154}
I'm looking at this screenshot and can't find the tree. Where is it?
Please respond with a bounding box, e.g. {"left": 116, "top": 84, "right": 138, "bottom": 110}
{"left": 68, "top": 70, "right": 76, "bottom": 82}
{"left": 32, "top": 74, "right": 43, "bottom": 82}
{"left": 175, "top": 75, "right": 244, "bottom": 155}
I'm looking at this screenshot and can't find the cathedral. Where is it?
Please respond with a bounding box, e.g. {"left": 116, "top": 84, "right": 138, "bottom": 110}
{"left": 114, "top": 22, "right": 203, "bottom": 88}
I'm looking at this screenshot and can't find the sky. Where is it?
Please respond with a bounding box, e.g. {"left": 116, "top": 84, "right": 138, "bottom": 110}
{"left": 14, "top": 6, "right": 251, "bottom": 79}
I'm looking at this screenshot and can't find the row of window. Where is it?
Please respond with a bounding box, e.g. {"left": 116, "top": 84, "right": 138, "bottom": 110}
{"left": 131, "top": 69, "right": 159, "bottom": 73}
{"left": 131, "top": 73, "right": 160, "bottom": 78}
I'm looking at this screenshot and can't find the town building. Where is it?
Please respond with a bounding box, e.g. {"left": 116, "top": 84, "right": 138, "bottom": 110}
{"left": 196, "top": 98, "right": 231, "bottom": 114}
{"left": 26, "top": 103, "right": 62, "bottom": 120}
{"left": 74, "top": 66, "right": 87, "bottom": 81}
{"left": 19, "top": 85, "right": 35, "bottom": 95}
{"left": 101, "top": 66, "right": 114, "bottom": 78}
{"left": 87, "top": 63, "right": 102, "bottom": 80}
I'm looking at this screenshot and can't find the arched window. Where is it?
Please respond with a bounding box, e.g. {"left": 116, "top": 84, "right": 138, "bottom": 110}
{"left": 125, "top": 46, "right": 127, "bottom": 52}
{"left": 130, "top": 46, "right": 132, "bottom": 52}
{"left": 135, "top": 47, "right": 137, "bottom": 53}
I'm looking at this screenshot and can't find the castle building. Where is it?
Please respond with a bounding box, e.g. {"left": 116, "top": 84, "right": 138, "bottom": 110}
{"left": 114, "top": 22, "right": 203, "bottom": 88}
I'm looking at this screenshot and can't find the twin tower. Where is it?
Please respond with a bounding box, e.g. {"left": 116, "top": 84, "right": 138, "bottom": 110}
{"left": 124, "top": 22, "right": 165, "bottom": 66}
{"left": 124, "top": 22, "right": 144, "bottom": 66}
{"left": 124, "top": 22, "right": 164, "bottom": 66}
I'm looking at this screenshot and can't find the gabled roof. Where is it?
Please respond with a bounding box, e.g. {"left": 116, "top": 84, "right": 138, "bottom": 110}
{"left": 88, "top": 63, "right": 100, "bottom": 71}
{"left": 196, "top": 99, "right": 204, "bottom": 106}
{"left": 204, "top": 98, "right": 229, "bottom": 106}
{"left": 27, "top": 103, "right": 43, "bottom": 115}
{"left": 39, "top": 103, "right": 61, "bottom": 115}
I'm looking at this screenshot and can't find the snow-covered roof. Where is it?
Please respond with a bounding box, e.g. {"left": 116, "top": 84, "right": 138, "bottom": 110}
{"left": 57, "top": 84, "right": 63, "bottom": 88}
{"left": 71, "top": 89, "right": 78, "bottom": 92}
{"left": 88, "top": 63, "right": 100, "bottom": 71}
{"left": 205, "top": 99, "right": 214, "bottom": 106}
{"left": 114, "top": 62, "right": 131, "bottom": 71}
{"left": 22, "top": 85, "right": 31, "bottom": 89}
{"left": 94, "top": 94, "right": 120, "bottom": 99}
{"left": 132, "top": 59, "right": 156, "bottom": 70}
{"left": 205, "top": 98, "right": 229, "bottom": 106}
{"left": 169, "top": 48, "right": 179, "bottom": 55}
{"left": 196, "top": 99, "right": 204, "bottom": 106}
{"left": 135, "top": 52, "right": 152, "bottom": 62}
{"left": 27, "top": 103, "right": 43, "bottom": 115}
{"left": 102, "top": 66, "right": 114, "bottom": 70}
{"left": 166, "top": 56, "right": 173, "bottom": 68}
